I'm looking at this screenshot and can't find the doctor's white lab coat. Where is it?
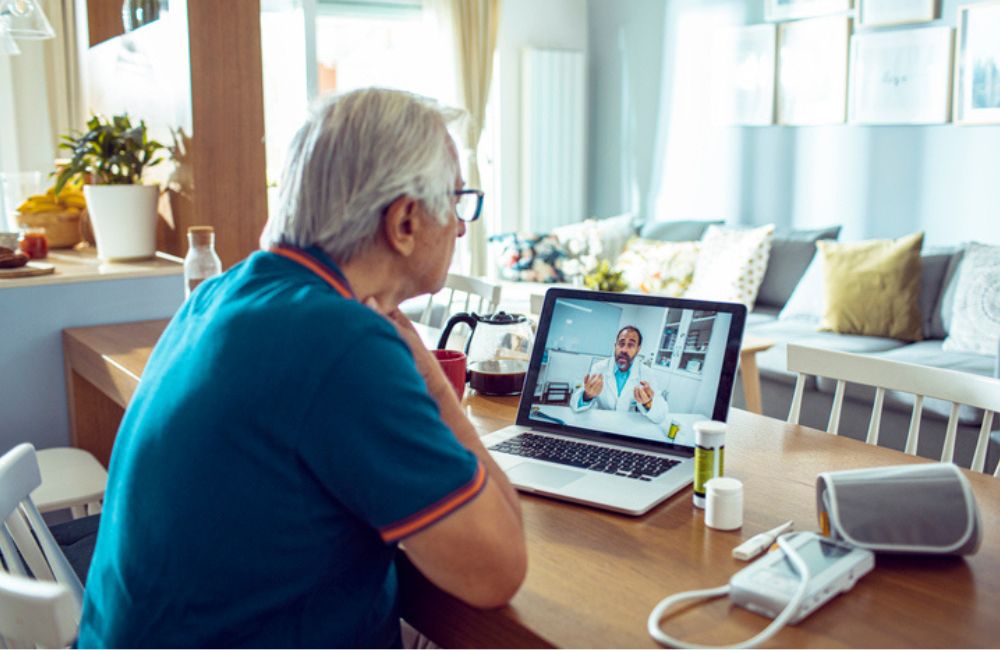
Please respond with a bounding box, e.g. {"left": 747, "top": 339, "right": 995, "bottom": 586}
{"left": 569, "top": 358, "right": 669, "bottom": 424}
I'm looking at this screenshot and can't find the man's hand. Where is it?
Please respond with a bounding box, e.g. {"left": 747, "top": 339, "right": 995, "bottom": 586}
{"left": 634, "top": 380, "right": 654, "bottom": 410}
{"left": 583, "top": 373, "right": 604, "bottom": 401}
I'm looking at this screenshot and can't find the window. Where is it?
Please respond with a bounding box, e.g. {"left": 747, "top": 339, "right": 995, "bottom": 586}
{"left": 261, "top": 0, "right": 497, "bottom": 273}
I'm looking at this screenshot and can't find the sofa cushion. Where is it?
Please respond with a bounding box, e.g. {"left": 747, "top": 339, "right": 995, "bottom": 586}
{"left": 639, "top": 219, "right": 722, "bottom": 242}
{"left": 688, "top": 224, "right": 775, "bottom": 309}
{"left": 919, "top": 247, "right": 957, "bottom": 339}
{"left": 756, "top": 225, "right": 841, "bottom": 309}
{"left": 943, "top": 241, "right": 1000, "bottom": 356}
{"left": 616, "top": 238, "right": 700, "bottom": 296}
{"left": 778, "top": 253, "right": 824, "bottom": 322}
{"left": 930, "top": 247, "right": 965, "bottom": 339}
{"left": 551, "top": 213, "right": 638, "bottom": 264}
{"left": 781, "top": 245, "right": 956, "bottom": 336}
{"left": 746, "top": 305, "right": 781, "bottom": 328}
{"left": 813, "top": 341, "right": 996, "bottom": 425}
{"left": 818, "top": 232, "right": 924, "bottom": 341}
{"left": 746, "top": 319, "right": 906, "bottom": 387}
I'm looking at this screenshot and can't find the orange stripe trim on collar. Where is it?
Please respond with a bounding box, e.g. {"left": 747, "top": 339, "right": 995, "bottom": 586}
{"left": 379, "top": 462, "right": 488, "bottom": 543}
{"left": 269, "top": 246, "right": 354, "bottom": 299}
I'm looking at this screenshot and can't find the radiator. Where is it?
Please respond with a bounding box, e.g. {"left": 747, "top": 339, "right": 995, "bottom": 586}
{"left": 521, "top": 48, "right": 586, "bottom": 233}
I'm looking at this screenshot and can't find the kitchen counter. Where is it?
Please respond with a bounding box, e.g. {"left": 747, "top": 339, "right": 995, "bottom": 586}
{"left": 0, "top": 246, "right": 183, "bottom": 289}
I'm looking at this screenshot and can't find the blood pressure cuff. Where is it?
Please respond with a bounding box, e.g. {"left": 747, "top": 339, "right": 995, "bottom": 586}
{"left": 816, "top": 463, "right": 981, "bottom": 555}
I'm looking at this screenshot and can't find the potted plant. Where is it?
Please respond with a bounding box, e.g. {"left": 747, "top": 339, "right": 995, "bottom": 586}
{"left": 55, "top": 113, "right": 165, "bottom": 261}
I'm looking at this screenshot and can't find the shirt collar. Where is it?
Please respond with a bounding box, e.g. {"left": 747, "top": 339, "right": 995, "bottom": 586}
{"left": 268, "top": 244, "right": 355, "bottom": 299}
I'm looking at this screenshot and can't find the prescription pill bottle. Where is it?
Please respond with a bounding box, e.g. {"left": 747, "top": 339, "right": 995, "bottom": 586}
{"left": 693, "top": 420, "right": 726, "bottom": 509}
{"left": 705, "top": 477, "right": 743, "bottom": 530}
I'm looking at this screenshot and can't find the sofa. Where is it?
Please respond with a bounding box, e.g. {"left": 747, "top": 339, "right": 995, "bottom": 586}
{"left": 494, "top": 217, "right": 1000, "bottom": 473}
{"left": 627, "top": 223, "right": 1000, "bottom": 473}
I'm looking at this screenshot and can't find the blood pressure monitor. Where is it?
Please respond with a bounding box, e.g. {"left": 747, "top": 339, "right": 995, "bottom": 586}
{"left": 729, "top": 532, "right": 875, "bottom": 624}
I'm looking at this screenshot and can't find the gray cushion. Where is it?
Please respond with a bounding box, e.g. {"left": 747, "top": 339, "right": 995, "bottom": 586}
{"left": 639, "top": 219, "right": 723, "bottom": 242}
{"left": 813, "top": 341, "right": 996, "bottom": 425}
{"left": 746, "top": 319, "right": 906, "bottom": 386}
{"left": 746, "top": 305, "right": 781, "bottom": 328}
{"left": 756, "top": 226, "right": 842, "bottom": 309}
{"left": 919, "top": 247, "right": 958, "bottom": 340}
{"left": 930, "top": 247, "right": 965, "bottom": 339}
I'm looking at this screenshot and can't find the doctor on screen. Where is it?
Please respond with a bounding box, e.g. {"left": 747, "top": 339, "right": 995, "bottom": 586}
{"left": 570, "top": 325, "right": 669, "bottom": 423}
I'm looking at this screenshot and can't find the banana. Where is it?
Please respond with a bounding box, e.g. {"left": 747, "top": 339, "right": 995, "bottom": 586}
{"left": 16, "top": 180, "right": 88, "bottom": 213}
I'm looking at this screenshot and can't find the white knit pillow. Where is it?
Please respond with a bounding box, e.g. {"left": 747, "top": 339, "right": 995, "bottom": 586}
{"left": 942, "top": 242, "right": 1000, "bottom": 355}
{"left": 687, "top": 224, "right": 775, "bottom": 309}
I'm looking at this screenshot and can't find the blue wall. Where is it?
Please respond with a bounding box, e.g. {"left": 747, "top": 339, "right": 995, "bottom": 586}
{"left": 588, "top": 0, "right": 1000, "bottom": 246}
{"left": 0, "top": 277, "right": 184, "bottom": 455}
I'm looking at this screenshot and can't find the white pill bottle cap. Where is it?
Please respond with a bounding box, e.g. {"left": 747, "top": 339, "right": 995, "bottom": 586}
{"left": 694, "top": 420, "right": 726, "bottom": 447}
{"left": 705, "top": 477, "right": 744, "bottom": 531}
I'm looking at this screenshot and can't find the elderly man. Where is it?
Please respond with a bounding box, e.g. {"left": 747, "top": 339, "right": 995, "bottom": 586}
{"left": 570, "top": 325, "right": 669, "bottom": 423}
{"left": 78, "top": 89, "right": 526, "bottom": 648}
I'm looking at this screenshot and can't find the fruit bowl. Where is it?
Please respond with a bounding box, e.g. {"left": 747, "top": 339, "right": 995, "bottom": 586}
{"left": 16, "top": 209, "right": 82, "bottom": 248}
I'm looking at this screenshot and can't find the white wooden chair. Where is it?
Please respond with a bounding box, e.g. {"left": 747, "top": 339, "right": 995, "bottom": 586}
{"left": 529, "top": 293, "right": 545, "bottom": 318}
{"left": 787, "top": 344, "right": 1000, "bottom": 476}
{"left": 0, "top": 444, "right": 84, "bottom": 647}
{"left": 418, "top": 273, "right": 503, "bottom": 327}
{"left": 32, "top": 447, "right": 107, "bottom": 519}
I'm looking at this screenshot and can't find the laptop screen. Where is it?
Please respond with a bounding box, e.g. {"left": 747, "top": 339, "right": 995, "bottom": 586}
{"left": 516, "top": 289, "right": 747, "bottom": 452}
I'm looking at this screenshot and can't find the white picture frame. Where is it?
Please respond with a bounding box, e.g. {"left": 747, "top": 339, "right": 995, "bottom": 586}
{"left": 954, "top": 1, "right": 1000, "bottom": 125}
{"left": 710, "top": 24, "right": 777, "bottom": 126}
{"left": 777, "top": 16, "right": 851, "bottom": 125}
{"left": 849, "top": 27, "right": 953, "bottom": 125}
{"left": 858, "top": 0, "right": 938, "bottom": 27}
{"left": 765, "top": 0, "right": 852, "bottom": 22}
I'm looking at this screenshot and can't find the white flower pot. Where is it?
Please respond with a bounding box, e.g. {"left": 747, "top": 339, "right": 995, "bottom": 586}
{"left": 83, "top": 184, "right": 159, "bottom": 262}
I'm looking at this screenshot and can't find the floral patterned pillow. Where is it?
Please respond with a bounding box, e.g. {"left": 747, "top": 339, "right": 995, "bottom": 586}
{"left": 489, "top": 232, "right": 571, "bottom": 283}
{"left": 616, "top": 238, "right": 701, "bottom": 296}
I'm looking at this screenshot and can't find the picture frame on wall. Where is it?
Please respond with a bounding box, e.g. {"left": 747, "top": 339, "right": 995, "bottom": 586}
{"left": 765, "top": 0, "right": 852, "bottom": 22}
{"left": 954, "top": 1, "right": 1000, "bottom": 124}
{"left": 777, "top": 16, "right": 851, "bottom": 125}
{"left": 849, "top": 27, "right": 953, "bottom": 125}
{"left": 709, "top": 24, "right": 777, "bottom": 126}
{"left": 858, "top": 0, "right": 939, "bottom": 27}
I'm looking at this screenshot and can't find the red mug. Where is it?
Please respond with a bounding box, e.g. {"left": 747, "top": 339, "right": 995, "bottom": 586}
{"left": 432, "top": 349, "right": 467, "bottom": 400}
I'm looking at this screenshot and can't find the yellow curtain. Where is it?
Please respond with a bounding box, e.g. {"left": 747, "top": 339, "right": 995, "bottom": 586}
{"left": 442, "top": 0, "right": 501, "bottom": 277}
{"left": 43, "top": 0, "right": 84, "bottom": 142}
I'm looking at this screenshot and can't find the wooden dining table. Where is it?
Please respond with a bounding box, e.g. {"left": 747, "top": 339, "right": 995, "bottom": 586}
{"left": 63, "top": 319, "right": 1000, "bottom": 648}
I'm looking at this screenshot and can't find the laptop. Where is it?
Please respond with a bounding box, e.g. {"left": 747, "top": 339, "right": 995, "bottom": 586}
{"left": 483, "top": 288, "right": 747, "bottom": 515}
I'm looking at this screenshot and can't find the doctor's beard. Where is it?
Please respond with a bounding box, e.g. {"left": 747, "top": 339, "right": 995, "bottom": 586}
{"left": 616, "top": 353, "right": 632, "bottom": 372}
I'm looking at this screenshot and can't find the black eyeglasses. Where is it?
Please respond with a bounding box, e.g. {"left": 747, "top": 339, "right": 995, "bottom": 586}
{"left": 454, "top": 189, "right": 484, "bottom": 222}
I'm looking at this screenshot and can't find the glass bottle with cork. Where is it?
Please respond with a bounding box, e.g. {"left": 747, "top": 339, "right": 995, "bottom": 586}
{"left": 184, "top": 225, "right": 221, "bottom": 298}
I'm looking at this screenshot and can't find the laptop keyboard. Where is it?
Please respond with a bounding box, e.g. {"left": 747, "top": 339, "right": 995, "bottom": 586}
{"left": 489, "top": 433, "right": 680, "bottom": 481}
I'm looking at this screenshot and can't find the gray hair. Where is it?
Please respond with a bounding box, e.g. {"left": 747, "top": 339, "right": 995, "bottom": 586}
{"left": 262, "top": 88, "right": 462, "bottom": 264}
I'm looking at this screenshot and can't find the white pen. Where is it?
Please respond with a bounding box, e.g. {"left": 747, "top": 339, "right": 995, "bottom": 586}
{"left": 732, "top": 520, "right": 795, "bottom": 561}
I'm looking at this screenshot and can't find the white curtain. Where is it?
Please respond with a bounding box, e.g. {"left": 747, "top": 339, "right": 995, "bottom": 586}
{"left": 425, "top": 0, "right": 501, "bottom": 277}
{"left": 0, "top": 0, "right": 83, "bottom": 174}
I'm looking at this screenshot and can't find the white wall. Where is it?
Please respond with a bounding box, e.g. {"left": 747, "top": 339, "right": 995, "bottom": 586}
{"left": 496, "top": 0, "right": 587, "bottom": 233}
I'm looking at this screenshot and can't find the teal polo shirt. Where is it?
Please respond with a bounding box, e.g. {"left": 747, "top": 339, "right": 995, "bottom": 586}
{"left": 78, "top": 247, "right": 484, "bottom": 648}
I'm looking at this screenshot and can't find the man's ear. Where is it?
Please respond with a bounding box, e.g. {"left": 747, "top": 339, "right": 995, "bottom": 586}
{"left": 382, "top": 195, "right": 419, "bottom": 257}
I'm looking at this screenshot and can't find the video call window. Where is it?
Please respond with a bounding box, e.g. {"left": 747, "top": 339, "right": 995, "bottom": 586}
{"left": 528, "top": 298, "right": 733, "bottom": 447}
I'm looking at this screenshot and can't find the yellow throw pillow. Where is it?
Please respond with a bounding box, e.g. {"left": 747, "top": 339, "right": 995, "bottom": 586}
{"left": 818, "top": 232, "right": 924, "bottom": 341}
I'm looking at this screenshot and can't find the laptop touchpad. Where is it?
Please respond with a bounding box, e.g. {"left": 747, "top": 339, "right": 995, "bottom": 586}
{"left": 508, "top": 463, "right": 585, "bottom": 489}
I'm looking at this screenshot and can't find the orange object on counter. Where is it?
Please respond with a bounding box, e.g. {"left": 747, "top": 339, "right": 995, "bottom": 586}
{"left": 19, "top": 229, "right": 48, "bottom": 259}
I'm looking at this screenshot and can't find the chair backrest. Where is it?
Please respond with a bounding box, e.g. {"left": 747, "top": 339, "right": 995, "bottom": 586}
{"left": 0, "top": 443, "right": 83, "bottom": 646}
{"left": 529, "top": 293, "right": 545, "bottom": 318}
{"left": 786, "top": 344, "right": 1000, "bottom": 477}
{"left": 0, "top": 572, "right": 79, "bottom": 648}
{"left": 419, "top": 273, "right": 503, "bottom": 327}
